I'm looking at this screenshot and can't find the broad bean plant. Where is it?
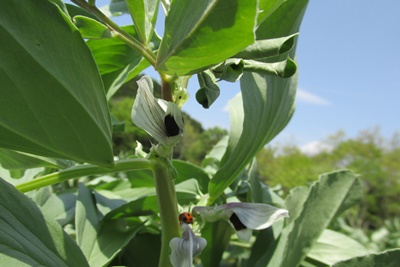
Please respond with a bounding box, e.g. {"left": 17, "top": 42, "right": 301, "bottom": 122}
{"left": 0, "top": 0, "right": 399, "bottom": 266}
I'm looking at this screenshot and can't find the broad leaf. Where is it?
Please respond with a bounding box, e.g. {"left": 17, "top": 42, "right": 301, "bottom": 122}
{"left": 126, "top": 0, "right": 160, "bottom": 44}
{"left": 86, "top": 26, "right": 159, "bottom": 99}
{"left": 208, "top": 71, "right": 297, "bottom": 201}
{"left": 332, "top": 249, "right": 400, "bottom": 267}
{"left": 0, "top": 0, "right": 113, "bottom": 167}
{"left": 76, "top": 184, "right": 143, "bottom": 267}
{"left": 173, "top": 160, "right": 210, "bottom": 194}
{"left": 257, "top": 0, "right": 287, "bottom": 25}
{"left": 0, "top": 178, "right": 89, "bottom": 267}
{"left": 256, "top": 0, "right": 309, "bottom": 40}
{"left": 156, "top": 0, "right": 258, "bottom": 75}
{"left": 0, "top": 148, "right": 73, "bottom": 170}
{"left": 207, "top": 0, "right": 309, "bottom": 202}
{"left": 307, "top": 229, "right": 369, "bottom": 265}
{"left": 32, "top": 187, "right": 76, "bottom": 226}
{"left": 266, "top": 170, "right": 363, "bottom": 267}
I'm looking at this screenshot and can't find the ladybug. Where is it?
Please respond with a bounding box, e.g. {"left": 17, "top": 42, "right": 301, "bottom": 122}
{"left": 178, "top": 212, "right": 194, "bottom": 224}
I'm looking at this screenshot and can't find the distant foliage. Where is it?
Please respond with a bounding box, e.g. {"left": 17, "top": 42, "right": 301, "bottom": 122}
{"left": 257, "top": 129, "right": 400, "bottom": 231}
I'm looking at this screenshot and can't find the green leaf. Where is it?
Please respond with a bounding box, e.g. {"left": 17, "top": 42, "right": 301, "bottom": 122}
{"left": 0, "top": 148, "right": 73, "bottom": 170}
{"left": 196, "top": 70, "right": 220, "bottom": 108}
{"left": 307, "top": 229, "right": 369, "bottom": 265}
{"left": 0, "top": 0, "right": 113, "bottom": 167}
{"left": 332, "top": 249, "right": 400, "bottom": 267}
{"left": 100, "top": 0, "right": 129, "bottom": 17}
{"left": 126, "top": 0, "right": 160, "bottom": 44}
{"left": 234, "top": 34, "right": 298, "bottom": 60}
{"left": 115, "top": 233, "right": 161, "bottom": 267}
{"left": 86, "top": 26, "right": 159, "bottom": 99}
{"left": 208, "top": 71, "right": 297, "bottom": 202}
{"left": 246, "top": 159, "right": 284, "bottom": 207}
{"left": 76, "top": 184, "right": 100, "bottom": 261}
{"left": 266, "top": 170, "right": 363, "bottom": 267}
{"left": 156, "top": 0, "right": 258, "bottom": 75}
{"left": 243, "top": 57, "right": 297, "bottom": 78}
{"left": 212, "top": 58, "right": 244, "bottom": 82}
{"left": 32, "top": 187, "right": 76, "bottom": 226}
{"left": 73, "top": 15, "right": 112, "bottom": 39}
{"left": 257, "top": 0, "right": 287, "bottom": 25}
{"left": 256, "top": 0, "right": 309, "bottom": 40}
{"left": 0, "top": 178, "right": 89, "bottom": 267}
{"left": 200, "top": 220, "right": 232, "bottom": 267}
{"left": 173, "top": 160, "right": 210, "bottom": 194}
{"left": 76, "top": 184, "right": 143, "bottom": 267}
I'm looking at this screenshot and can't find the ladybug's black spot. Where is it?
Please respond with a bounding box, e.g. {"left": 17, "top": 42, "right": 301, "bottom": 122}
{"left": 229, "top": 213, "right": 247, "bottom": 231}
{"left": 164, "top": 114, "right": 180, "bottom": 137}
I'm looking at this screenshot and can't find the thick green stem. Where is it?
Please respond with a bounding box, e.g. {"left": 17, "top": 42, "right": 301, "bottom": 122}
{"left": 151, "top": 157, "right": 180, "bottom": 267}
{"left": 16, "top": 159, "right": 152, "bottom": 192}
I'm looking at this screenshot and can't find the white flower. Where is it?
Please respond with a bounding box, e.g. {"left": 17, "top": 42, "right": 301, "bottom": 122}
{"left": 192, "top": 202, "right": 289, "bottom": 241}
{"left": 169, "top": 223, "right": 207, "bottom": 267}
{"left": 131, "top": 76, "right": 184, "bottom": 154}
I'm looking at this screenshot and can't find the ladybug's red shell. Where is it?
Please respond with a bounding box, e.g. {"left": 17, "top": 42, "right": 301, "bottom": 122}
{"left": 179, "top": 212, "right": 194, "bottom": 224}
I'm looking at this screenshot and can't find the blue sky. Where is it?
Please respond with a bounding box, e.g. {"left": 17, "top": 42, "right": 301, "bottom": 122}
{"left": 99, "top": 1, "right": 400, "bottom": 150}
{"left": 179, "top": 1, "right": 400, "bottom": 150}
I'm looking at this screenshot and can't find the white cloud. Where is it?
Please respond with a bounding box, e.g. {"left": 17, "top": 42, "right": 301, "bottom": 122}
{"left": 300, "top": 141, "right": 334, "bottom": 156}
{"left": 297, "top": 89, "right": 331, "bottom": 106}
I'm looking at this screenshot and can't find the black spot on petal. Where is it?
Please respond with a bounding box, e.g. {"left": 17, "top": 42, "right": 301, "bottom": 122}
{"left": 229, "top": 212, "right": 247, "bottom": 231}
{"left": 164, "top": 114, "right": 180, "bottom": 137}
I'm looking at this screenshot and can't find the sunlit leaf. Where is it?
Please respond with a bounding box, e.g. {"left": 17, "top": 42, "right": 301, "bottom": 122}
{"left": 0, "top": 0, "right": 113, "bottom": 167}
{"left": 156, "top": 0, "right": 257, "bottom": 75}
{"left": 73, "top": 15, "right": 112, "bottom": 39}
{"left": 126, "top": 0, "right": 160, "bottom": 44}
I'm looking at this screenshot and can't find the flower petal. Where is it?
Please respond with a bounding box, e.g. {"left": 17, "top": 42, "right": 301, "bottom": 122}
{"left": 169, "top": 223, "right": 207, "bottom": 267}
{"left": 226, "top": 202, "right": 289, "bottom": 230}
{"left": 131, "top": 76, "right": 167, "bottom": 144}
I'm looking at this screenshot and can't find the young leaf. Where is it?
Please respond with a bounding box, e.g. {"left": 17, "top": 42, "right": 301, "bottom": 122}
{"left": 156, "top": 0, "right": 258, "bottom": 75}
{"left": 73, "top": 15, "right": 112, "bottom": 39}
{"left": 234, "top": 34, "right": 298, "bottom": 60}
{"left": 332, "top": 249, "right": 400, "bottom": 267}
{"left": 243, "top": 57, "right": 297, "bottom": 78}
{"left": 126, "top": 0, "right": 160, "bottom": 44}
{"left": 212, "top": 58, "right": 244, "bottom": 82}
{"left": 0, "top": 178, "right": 89, "bottom": 267}
{"left": 267, "top": 170, "right": 363, "bottom": 267}
{"left": 196, "top": 70, "right": 220, "bottom": 108}
{"left": 0, "top": 0, "right": 113, "bottom": 167}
